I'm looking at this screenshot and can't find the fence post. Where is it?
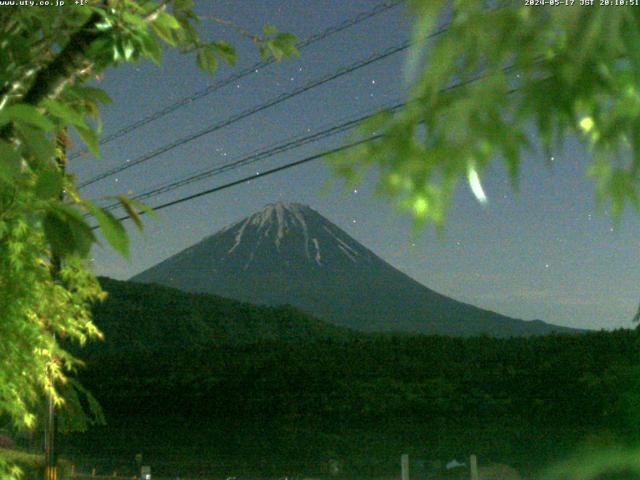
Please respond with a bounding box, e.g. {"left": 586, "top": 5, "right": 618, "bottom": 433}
{"left": 469, "top": 454, "right": 478, "bottom": 480}
{"left": 401, "top": 453, "right": 410, "bottom": 480}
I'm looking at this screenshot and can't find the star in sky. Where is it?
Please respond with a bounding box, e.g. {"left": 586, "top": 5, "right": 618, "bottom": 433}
{"left": 82, "top": 0, "right": 640, "bottom": 331}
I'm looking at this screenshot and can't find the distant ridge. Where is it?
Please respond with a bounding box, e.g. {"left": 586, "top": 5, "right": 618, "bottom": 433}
{"left": 87, "top": 277, "right": 353, "bottom": 354}
{"left": 131, "top": 201, "right": 578, "bottom": 337}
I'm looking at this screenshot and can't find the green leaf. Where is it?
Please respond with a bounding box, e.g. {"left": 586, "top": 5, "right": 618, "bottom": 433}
{"left": 95, "top": 16, "right": 113, "bottom": 32}
{"left": 155, "top": 12, "right": 181, "bottom": 30}
{"left": 85, "top": 36, "right": 114, "bottom": 65}
{"left": 0, "top": 104, "right": 54, "bottom": 131}
{"left": 42, "top": 99, "right": 88, "bottom": 129}
{"left": 152, "top": 22, "right": 176, "bottom": 46}
{"left": 174, "top": 0, "right": 195, "bottom": 11}
{"left": 174, "top": 18, "right": 199, "bottom": 45}
{"left": 122, "top": 11, "right": 146, "bottom": 29}
{"left": 263, "top": 23, "right": 278, "bottom": 35}
{"left": 35, "top": 170, "right": 63, "bottom": 200}
{"left": 74, "top": 125, "right": 100, "bottom": 158}
{"left": 259, "top": 44, "right": 270, "bottom": 60}
{"left": 211, "top": 41, "right": 236, "bottom": 65}
{"left": 117, "top": 195, "right": 144, "bottom": 231}
{"left": 265, "top": 41, "right": 283, "bottom": 61}
{"left": 43, "top": 204, "right": 96, "bottom": 258}
{"left": 260, "top": 33, "right": 299, "bottom": 62}
{"left": 76, "top": 87, "right": 112, "bottom": 105}
{"left": 139, "top": 32, "right": 163, "bottom": 65}
{"left": 404, "top": 8, "right": 440, "bottom": 86}
{"left": 0, "top": 141, "right": 22, "bottom": 183}
{"left": 272, "top": 32, "right": 299, "bottom": 57}
{"left": 196, "top": 46, "right": 218, "bottom": 73}
{"left": 86, "top": 202, "right": 129, "bottom": 258}
{"left": 122, "top": 40, "right": 136, "bottom": 61}
{"left": 129, "top": 198, "right": 157, "bottom": 218}
{"left": 15, "top": 124, "right": 55, "bottom": 164}
{"left": 42, "top": 211, "right": 72, "bottom": 256}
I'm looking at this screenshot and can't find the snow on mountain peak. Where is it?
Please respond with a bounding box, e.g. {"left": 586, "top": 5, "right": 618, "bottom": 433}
{"left": 225, "top": 202, "right": 311, "bottom": 255}
{"left": 222, "top": 201, "right": 366, "bottom": 267}
{"left": 248, "top": 202, "right": 311, "bottom": 247}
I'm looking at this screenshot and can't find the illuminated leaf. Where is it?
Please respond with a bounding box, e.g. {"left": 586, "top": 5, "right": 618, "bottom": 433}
{"left": 0, "top": 104, "right": 54, "bottom": 131}
{"left": 85, "top": 201, "right": 129, "bottom": 258}
{"left": 467, "top": 165, "right": 488, "bottom": 204}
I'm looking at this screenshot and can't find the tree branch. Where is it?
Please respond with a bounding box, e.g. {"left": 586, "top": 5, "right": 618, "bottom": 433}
{"left": 202, "top": 15, "right": 261, "bottom": 43}
{"left": 10, "top": 1, "right": 169, "bottom": 110}
{"left": 22, "top": 12, "right": 103, "bottom": 107}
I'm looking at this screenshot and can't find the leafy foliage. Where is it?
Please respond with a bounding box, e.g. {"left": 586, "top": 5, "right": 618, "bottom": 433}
{"left": 84, "top": 277, "right": 354, "bottom": 354}
{"left": 0, "top": 447, "right": 73, "bottom": 479}
{"left": 0, "top": 3, "right": 297, "bottom": 477}
{"left": 332, "top": 1, "right": 640, "bottom": 225}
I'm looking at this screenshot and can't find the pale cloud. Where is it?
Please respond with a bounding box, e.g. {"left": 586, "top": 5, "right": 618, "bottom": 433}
{"left": 427, "top": 271, "right": 506, "bottom": 287}
{"left": 451, "top": 272, "right": 504, "bottom": 282}
{"left": 473, "top": 287, "right": 631, "bottom": 308}
{"left": 474, "top": 288, "right": 552, "bottom": 303}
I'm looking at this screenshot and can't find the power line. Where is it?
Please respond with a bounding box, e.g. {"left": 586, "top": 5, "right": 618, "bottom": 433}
{"left": 91, "top": 64, "right": 533, "bottom": 229}
{"left": 78, "top": 2, "right": 519, "bottom": 190}
{"left": 98, "top": 60, "right": 530, "bottom": 212}
{"left": 78, "top": 13, "right": 462, "bottom": 190}
{"left": 82, "top": 2, "right": 525, "bottom": 190}
{"left": 85, "top": 3, "right": 531, "bottom": 227}
{"left": 69, "top": 1, "right": 405, "bottom": 161}
{"left": 90, "top": 135, "right": 379, "bottom": 230}
{"left": 98, "top": 100, "right": 401, "bottom": 212}
{"left": 78, "top": 38, "right": 418, "bottom": 189}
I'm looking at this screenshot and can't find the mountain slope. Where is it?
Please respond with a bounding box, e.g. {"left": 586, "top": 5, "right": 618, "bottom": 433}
{"left": 131, "top": 202, "right": 576, "bottom": 337}
{"left": 84, "top": 277, "right": 353, "bottom": 355}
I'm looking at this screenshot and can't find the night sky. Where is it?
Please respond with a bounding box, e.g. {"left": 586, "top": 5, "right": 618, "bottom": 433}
{"left": 72, "top": 0, "right": 640, "bottom": 331}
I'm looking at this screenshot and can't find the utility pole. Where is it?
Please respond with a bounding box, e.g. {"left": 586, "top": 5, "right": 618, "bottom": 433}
{"left": 44, "top": 130, "right": 67, "bottom": 480}
{"left": 44, "top": 374, "right": 57, "bottom": 480}
{"left": 469, "top": 454, "right": 478, "bottom": 480}
{"left": 401, "top": 454, "right": 410, "bottom": 480}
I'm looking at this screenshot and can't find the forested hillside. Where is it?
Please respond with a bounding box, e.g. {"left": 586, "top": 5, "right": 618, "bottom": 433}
{"left": 60, "top": 281, "right": 640, "bottom": 478}
{"left": 81, "top": 277, "right": 353, "bottom": 355}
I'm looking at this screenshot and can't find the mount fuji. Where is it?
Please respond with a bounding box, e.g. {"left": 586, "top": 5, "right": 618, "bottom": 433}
{"left": 131, "top": 202, "right": 575, "bottom": 336}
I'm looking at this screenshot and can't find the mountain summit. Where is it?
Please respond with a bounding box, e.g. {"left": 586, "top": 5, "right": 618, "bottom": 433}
{"left": 131, "top": 201, "right": 574, "bottom": 336}
{"left": 218, "top": 202, "right": 377, "bottom": 269}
